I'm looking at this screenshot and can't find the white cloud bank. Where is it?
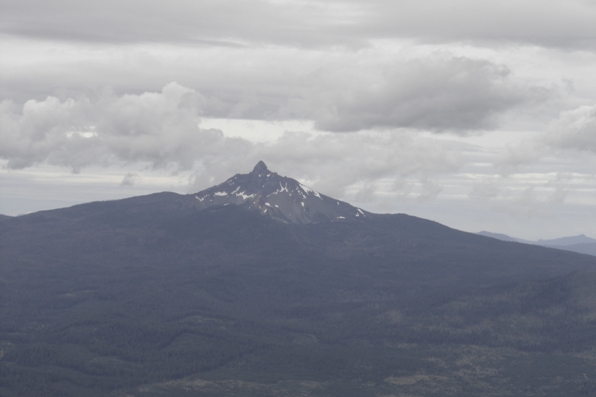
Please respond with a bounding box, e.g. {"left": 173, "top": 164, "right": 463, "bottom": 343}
{"left": 0, "top": 82, "right": 247, "bottom": 171}
{"left": 0, "top": 82, "right": 466, "bottom": 201}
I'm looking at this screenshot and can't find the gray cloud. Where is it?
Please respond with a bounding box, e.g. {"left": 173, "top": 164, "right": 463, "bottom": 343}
{"left": 361, "top": 0, "right": 596, "bottom": 49}
{"left": 0, "top": 82, "right": 464, "bottom": 202}
{"left": 1, "top": 52, "right": 547, "bottom": 133}
{"left": 469, "top": 179, "right": 500, "bottom": 200}
{"left": 493, "top": 186, "right": 568, "bottom": 217}
{"left": 0, "top": 0, "right": 364, "bottom": 48}
{"left": 0, "top": 79, "right": 589, "bottom": 221}
{"left": 3, "top": 0, "right": 596, "bottom": 50}
{"left": 250, "top": 130, "right": 462, "bottom": 200}
{"left": 468, "top": 173, "right": 570, "bottom": 218}
{"left": 120, "top": 172, "right": 139, "bottom": 186}
{"left": 494, "top": 104, "right": 596, "bottom": 175}
{"left": 546, "top": 105, "right": 596, "bottom": 153}
{"left": 308, "top": 56, "right": 545, "bottom": 132}
{"left": 187, "top": 128, "right": 463, "bottom": 202}
{"left": 495, "top": 140, "right": 548, "bottom": 176}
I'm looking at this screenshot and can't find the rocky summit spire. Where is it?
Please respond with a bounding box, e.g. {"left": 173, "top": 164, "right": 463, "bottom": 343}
{"left": 252, "top": 161, "right": 268, "bottom": 174}
{"left": 191, "top": 162, "right": 371, "bottom": 224}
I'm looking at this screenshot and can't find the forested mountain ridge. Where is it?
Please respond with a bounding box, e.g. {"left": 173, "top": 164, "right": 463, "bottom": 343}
{"left": 479, "top": 230, "right": 596, "bottom": 257}
{"left": 2, "top": 163, "right": 596, "bottom": 396}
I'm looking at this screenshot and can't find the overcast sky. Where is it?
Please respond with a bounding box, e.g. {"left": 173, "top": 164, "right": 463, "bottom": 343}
{"left": 2, "top": 0, "right": 596, "bottom": 239}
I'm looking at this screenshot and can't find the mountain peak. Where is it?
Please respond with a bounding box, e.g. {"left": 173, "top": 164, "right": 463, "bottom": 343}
{"left": 252, "top": 160, "right": 268, "bottom": 174}
{"left": 191, "top": 163, "right": 371, "bottom": 224}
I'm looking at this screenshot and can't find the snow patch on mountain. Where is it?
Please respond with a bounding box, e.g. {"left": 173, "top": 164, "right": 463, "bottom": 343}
{"left": 189, "top": 161, "right": 374, "bottom": 224}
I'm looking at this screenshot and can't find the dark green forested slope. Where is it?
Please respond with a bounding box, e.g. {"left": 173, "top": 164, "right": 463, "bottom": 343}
{"left": 2, "top": 199, "right": 596, "bottom": 396}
